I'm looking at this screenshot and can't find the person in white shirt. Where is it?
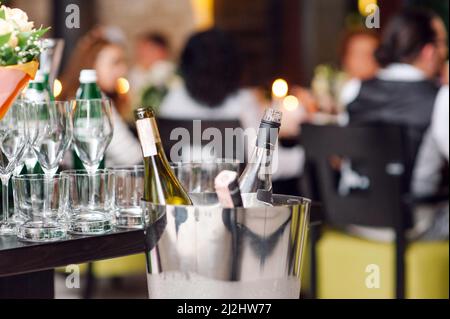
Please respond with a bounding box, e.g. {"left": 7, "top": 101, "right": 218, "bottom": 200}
{"left": 159, "top": 29, "right": 304, "bottom": 181}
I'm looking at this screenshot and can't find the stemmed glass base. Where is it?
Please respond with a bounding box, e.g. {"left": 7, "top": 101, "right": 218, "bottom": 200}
{"left": 17, "top": 221, "right": 67, "bottom": 242}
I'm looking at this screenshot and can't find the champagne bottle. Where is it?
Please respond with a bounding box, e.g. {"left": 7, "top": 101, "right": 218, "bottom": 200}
{"left": 134, "top": 107, "right": 192, "bottom": 205}
{"left": 215, "top": 170, "right": 243, "bottom": 208}
{"left": 73, "top": 69, "right": 105, "bottom": 170}
{"left": 239, "top": 108, "right": 282, "bottom": 206}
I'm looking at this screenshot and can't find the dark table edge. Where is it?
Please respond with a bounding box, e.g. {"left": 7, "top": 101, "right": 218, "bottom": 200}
{"left": 0, "top": 229, "right": 146, "bottom": 277}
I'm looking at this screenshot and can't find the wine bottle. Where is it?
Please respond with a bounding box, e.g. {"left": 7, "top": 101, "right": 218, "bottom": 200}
{"left": 135, "top": 107, "right": 192, "bottom": 205}
{"left": 238, "top": 108, "right": 282, "bottom": 206}
{"left": 215, "top": 170, "right": 243, "bottom": 208}
{"left": 73, "top": 69, "right": 105, "bottom": 170}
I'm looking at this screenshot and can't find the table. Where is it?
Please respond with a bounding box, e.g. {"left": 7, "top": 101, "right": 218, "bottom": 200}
{"left": 0, "top": 229, "right": 145, "bottom": 298}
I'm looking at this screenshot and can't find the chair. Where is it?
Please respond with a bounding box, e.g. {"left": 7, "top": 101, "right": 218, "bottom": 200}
{"left": 156, "top": 118, "right": 245, "bottom": 163}
{"left": 300, "top": 124, "right": 449, "bottom": 299}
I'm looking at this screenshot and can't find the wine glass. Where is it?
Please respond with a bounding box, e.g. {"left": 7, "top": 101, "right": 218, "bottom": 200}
{"left": 71, "top": 99, "right": 113, "bottom": 227}
{"left": 32, "top": 101, "right": 73, "bottom": 177}
{"left": 24, "top": 100, "right": 73, "bottom": 241}
{"left": 0, "top": 100, "right": 28, "bottom": 235}
{"left": 71, "top": 99, "right": 114, "bottom": 173}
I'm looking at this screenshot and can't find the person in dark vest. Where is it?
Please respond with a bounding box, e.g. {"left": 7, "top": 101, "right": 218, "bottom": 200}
{"left": 340, "top": 8, "right": 448, "bottom": 241}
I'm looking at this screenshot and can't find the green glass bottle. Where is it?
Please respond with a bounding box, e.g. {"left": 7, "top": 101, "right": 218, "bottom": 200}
{"left": 134, "top": 107, "right": 192, "bottom": 205}
{"left": 73, "top": 69, "right": 105, "bottom": 170}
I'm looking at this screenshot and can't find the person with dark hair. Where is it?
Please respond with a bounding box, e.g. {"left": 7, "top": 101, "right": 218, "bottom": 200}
{"left": 129, "top": 32, "right": 175, "bottom": 115}
{"left": 159, "top": 28, "right": 304, "bottom": 180}
{"left": 340, "top": 8, "right": 449, "bottom": 241}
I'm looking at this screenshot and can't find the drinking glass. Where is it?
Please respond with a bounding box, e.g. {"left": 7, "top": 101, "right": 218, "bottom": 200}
{"left": 71, "top": 99, "right": 114, "bottom": 173}
{"left": 12, "top": 174, "right": 69, "bottom": 242}
{"left": 170, "top": 160, "right": 241, "bottom": 205}
{"left": 108, "top": 166, "right": 144, "bottom": 229}
{"left": 171, "top": 160, "right": 241, "bottom": 193}
{"left": 26, "top": 100, "right": 72, "bottom": 239}
{"left": 61, "top": 169, "right": 115, "bottom": 235}
{"left": 31, "top": 101, "right": 73, "bottom": 177}
{"left": 0, "top": 100, "right": 28, "bottom": 235}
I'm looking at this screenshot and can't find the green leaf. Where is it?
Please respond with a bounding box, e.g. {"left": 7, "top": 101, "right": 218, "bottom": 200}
{"left": 17, "top": 31, "right": 31, "bottom": 48}
{"left": 0, "top": 8, "right": 5, "bottom": 20}
{"left": 0, "top": 32, "right": 11, "bottom": 46}
{"left": 33, "top": 26, "right": 50, "bottom": 39}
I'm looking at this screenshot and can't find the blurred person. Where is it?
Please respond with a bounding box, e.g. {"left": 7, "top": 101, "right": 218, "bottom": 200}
{"left": 290, "top": 30, "right": 380, "bottom": 129}
{"left": 60, "top": 27, "right": 142, "bottom": 167}
{"left": 129, "top": 32, "right": 175, "bottom": 114}
{"left": 341, "top": 9, "right": 448, "bottom": 240}
{"left": 159, "top": 28, "right": 304, "bottom": 181}
{"left": 340, "top": 29, "right": 380, "bottom": 81}
{"left": 343, "top": 8, "right": 447, "bottom": 162}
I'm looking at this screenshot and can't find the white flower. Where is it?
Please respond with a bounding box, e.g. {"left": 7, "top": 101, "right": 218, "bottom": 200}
{"left": 0, "top": 18, "right": 14, "bottom": 36}
{"left": 4, "top": 7, "right": 34, "bottom": 33}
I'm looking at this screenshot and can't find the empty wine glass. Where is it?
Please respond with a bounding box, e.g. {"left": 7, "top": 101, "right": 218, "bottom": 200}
{"left": 0, "top": 100, "right": 28, "bottom": 235}
{"left": 32, "top": 101, "right": 73, "bottom": 177}
{"left": 71, "top": 99, "right": 114, "bottom": 173}
{"left": 24, "top": 100, "right": 73, "bottom": 241}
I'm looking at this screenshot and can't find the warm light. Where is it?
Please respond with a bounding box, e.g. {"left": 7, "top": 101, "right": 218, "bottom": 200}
{"left": 191, "top": 0, "right": 214, "bottom": 30}
{"left": 116, "top": 77, "right": 130, "bottom": 95}
{"left": 53, "top": 79, "right": 62, "bottom": 98}
{"left": 283, "top": 95, "right": 299, "bottom": 112}
{"left": 272, "top": 78, "right": 288, "bottom": 99}
{"left": 358, "top": 0, "right": 378, "bottom": 17}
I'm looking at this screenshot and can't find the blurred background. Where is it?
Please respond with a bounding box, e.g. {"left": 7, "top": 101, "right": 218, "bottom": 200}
{"left": 3, "top": 0, "right": 448, "bottom": 299}
{"left": 6, "top": 0, "right": 449, "bottom": 86}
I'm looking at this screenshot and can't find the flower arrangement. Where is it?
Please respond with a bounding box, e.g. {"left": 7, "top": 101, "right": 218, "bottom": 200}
{"left": 0, "top": 2, "right": 49, "bottom": 119}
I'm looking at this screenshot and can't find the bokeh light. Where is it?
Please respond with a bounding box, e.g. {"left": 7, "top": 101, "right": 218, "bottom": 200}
{"left": 272, "top": 78, "right": 289, "bottom": 99}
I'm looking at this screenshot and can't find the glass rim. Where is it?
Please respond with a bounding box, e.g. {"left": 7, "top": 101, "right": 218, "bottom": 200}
{"left": 26, "top": 100, "right": 69, "bottom": 105}
{"left": 70, "top": 98, "right": 112, "bottom": 104}
{"left": 60, "top": 169, "right": 112, "bottom": 177}
{"left": 106, "top": 165, "right": 144, "bottom": 172}
{"left": 12, "top": 174, "right": 68, "bottom": 181}
{"left": 170, "top": 159, "right": 241, "bottom": 167}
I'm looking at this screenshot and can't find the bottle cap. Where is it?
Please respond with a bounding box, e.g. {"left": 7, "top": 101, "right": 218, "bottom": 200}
{"left": 79, "top": 69, "right": 97, "bottom": 83}
{"left": 29, "top": 70, "right": 45, "bottom": 84}
{"left": 134, "top": 107, "right": 155, "bottom": 120}
{"left": 262, "top": 108, "right": 282, "bottom": 125}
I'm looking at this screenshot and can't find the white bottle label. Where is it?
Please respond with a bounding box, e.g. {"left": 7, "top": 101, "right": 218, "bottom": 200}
{"left": 136, "top": 118, "right": 157, "bottom": 157}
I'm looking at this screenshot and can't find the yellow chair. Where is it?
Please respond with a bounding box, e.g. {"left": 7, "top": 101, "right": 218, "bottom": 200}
{"left": 316, "top": 229, "right": 449, "bottom": 299}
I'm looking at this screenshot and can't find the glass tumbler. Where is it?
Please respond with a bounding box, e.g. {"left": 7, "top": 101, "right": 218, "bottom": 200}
{"left": 12, "top": 174, "right": 69, "bottom": 242}
{"left": 61, "top": 169, "right": 114, "bottom": 235}
{"left": 108, "top": 166, "right": 144, "bottom": 229}
{"left": 170, "top": 160, "right": 241, "bottom": 205}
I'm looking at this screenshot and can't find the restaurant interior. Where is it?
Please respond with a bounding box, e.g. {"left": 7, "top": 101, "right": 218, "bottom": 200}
{"left": 0, "top": 0, "right": 448, "bottom": 300}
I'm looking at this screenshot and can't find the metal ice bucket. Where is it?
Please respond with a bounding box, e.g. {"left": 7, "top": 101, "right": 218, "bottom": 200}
{"left": 142, "top": 192, "right": 310, "bottom": 299}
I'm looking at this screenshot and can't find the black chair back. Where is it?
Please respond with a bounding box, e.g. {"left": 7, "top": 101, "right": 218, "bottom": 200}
{"left": 301, "top": 124, "right": 413, "bottom": 299}
{"left": 156, "top": 118, "right": 245, "bottom": 163}
{"left": 301, "top": 124, "right": 411, "bottom": 229}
